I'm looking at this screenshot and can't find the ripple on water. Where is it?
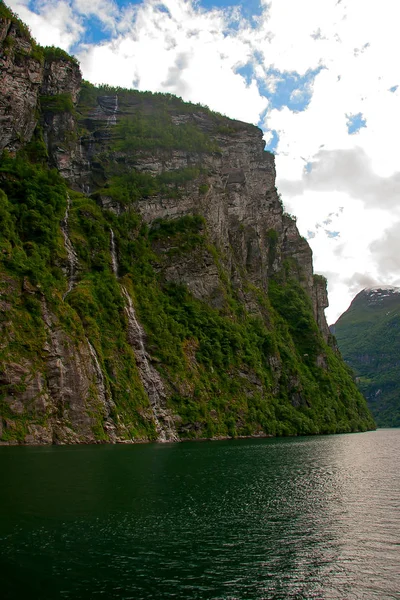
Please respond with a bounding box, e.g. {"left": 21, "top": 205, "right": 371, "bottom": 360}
{"left": 0, "top": 430, "right": 399, "bottom": 599}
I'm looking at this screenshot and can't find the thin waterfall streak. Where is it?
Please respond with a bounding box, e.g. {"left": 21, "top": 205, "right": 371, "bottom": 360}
{"left": 107, "top": 95, "right": 118, "bottom": 126}
{"left": 120, "top": 285, "right": 178, "bottom": 442}
{"left": 61, "top": 193, "right": 79, "bottom": 300}
{"left": 110, "top": 229, "right": 118, "bottom": 276}
{"left": 87, "top": 338, "right": 116, "bottom": 440}
{"left": 79, "top": 138, "right": 91, "bottom": 192}
{"left": 79, "top": 138, "right": 89, "bottom": 169}
{"left": 88, "top": 340, "right": 109, "bottom": 406}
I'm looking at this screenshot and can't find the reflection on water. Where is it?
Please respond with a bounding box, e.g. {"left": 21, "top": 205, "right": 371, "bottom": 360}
{"left": 0, "top": 430, "right": 399, "bottom": 599}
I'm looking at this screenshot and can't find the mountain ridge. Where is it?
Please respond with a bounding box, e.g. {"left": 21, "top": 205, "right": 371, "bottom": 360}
{"left": 333, "top": 286, "right": 400, "bottom": 427}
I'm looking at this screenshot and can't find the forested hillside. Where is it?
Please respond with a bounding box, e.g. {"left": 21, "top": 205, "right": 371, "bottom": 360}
{"left": 333, "top": 287, "right": 400, "bottom": 427}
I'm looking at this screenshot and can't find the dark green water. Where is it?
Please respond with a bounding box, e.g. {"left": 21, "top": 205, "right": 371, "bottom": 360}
{"left": 1, "top": 430, "right": 399, "bottom": 599}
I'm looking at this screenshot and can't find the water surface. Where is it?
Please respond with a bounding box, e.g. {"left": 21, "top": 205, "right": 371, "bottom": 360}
{"left": 1, "top": 430, "right": 399, "bottom": 599}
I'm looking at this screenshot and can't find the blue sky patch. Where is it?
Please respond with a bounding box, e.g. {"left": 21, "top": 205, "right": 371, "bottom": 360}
{"left": 80, "top": 16, "right": 114, "bottom": 44}
{"left": 27, "top": 0, "right": 42, "bottom": 12}
{"left": 235, "top": 64, "right": 254, "bottom": 86}
{"left": 28, "top": 0, "right": 117, "bottom": 46}
{"left": 106, "top": 0, "right": 264, "bottom": 21}
{"left": 303, "top": 161, "right": 312, "bottom": 174}
{"left": 346, "top": 112, "right": 367, "bottom": 134}
{"left": 198, "top": 0, "right": 264, "bottom": 21}
{"left": 259, "top": 67, "right": 324, "bottom": 113}
{"left": 264, "top": 130, "right": 279, "bottom": 154}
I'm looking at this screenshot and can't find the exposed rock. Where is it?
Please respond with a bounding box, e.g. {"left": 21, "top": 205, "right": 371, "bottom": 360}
{"left": 98, "top": 194, "right": 124, "bottom": 215}
{"left": 0, "top": 19, "right": 43, "bottom": 152}
{"left": 121, "top": 285, "right": 178, "bottom": 442}
{"left": 313, "top": 275, "right": 330, "bottom": 341}
{"left": 41, "top": 57, "right": 81, "bottom": 102}
{"left": 71, "top": 94, "right": 293, "bottom": 301}
{"left": 0, "top": 360, "right": 49, "bottom": 416}
{"left": 161, "top": 248, "right": 224, "bottom": 308}
{"left": 0, "top": 294, "right": 121, "bottom": 444}
{"left": 40, "top": 59, "right": 82, "bottom": 181}
{"left": 41, "top": 300, "right": 122, "bottom": 443}
{"left": 24, "top": 424, "right": 53, "bottom": 445}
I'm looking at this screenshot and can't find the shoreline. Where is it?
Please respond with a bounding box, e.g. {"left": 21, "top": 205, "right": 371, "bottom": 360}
{"left": 0, "top": 428, "right": 378, "bottom": 447}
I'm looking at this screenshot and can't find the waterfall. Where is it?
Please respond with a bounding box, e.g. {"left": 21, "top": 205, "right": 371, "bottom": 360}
{"left": 87, "top": 339, "right": 116, "bottom": 440}
{"left": 108, "top": 229, "right": 176, "bottom": 440}
{"left": 107, "top": 95, "right": 118, "bottom": 126}
{"left": 120, "top": 285, "right": 178, "bottom": 442}
{"left": 87, "top": 340, "right": 112, "bottom": 410}
{"left": 61, "top": 193, "right": 79, "bottom": 300}
{"left": 78, "top": 138, "right": 91, "bottom": 196}
{"left": 110, "top": 229, "right": 118, "bottom": 276}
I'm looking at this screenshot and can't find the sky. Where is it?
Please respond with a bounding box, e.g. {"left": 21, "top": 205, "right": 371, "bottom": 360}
{"left": 7, "top": 0, "right": 400, "bottom": 323}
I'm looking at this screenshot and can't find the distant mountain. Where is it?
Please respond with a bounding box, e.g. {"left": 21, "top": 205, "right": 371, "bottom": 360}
{"left": 333, "top": 287, "right": 400, "bottom": 427}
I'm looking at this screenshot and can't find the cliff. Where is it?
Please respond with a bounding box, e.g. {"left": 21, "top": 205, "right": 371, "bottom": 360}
{"left": 0, "top": 4, "right": 375, "bottom": 444}
{"left": 333, "top": 287, "right": 400, "bottom": 427}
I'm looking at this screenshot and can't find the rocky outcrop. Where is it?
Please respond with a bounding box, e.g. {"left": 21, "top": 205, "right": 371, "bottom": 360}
{"left": 40, "top": 56, "right": 81, "bottom": 102}
{"left": 0, "top": 17, "right": 43, "bottom": 152}
{"left": 0, "top": 296, "right": 120, "bottom": 444}
{"left": 312, "top": 275, "right": 330, "bottom": 341}
{"left": 0, "top": 8, "right": 82, "bottom": 170}
{"left": 41, "top": 301, "right": 111, "bottom": 444}
{"left": 39, "top": 58, "right": 82, "bottom": 180}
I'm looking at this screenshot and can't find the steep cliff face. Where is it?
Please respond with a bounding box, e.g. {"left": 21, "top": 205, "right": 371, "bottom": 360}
{"left": 0, "top": 12, "right": 43, "bottom": 152}
{"left": 53, "top": 86, "right": 324, "bottom": 322}
{"left": 0, "top": 6, "right": 375, "bottom": 444}
{"left": 40, "top": 56, "right": 81, "bottom": 181}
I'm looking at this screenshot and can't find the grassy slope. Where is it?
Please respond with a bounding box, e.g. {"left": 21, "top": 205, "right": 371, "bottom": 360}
{"left": 334, "top": 290, "right": 400, "bottom": 427}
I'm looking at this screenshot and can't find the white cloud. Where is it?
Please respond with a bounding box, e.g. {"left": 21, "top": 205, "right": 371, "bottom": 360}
{"left": 259, "top": 0, "right": 400, "bottom": 320}
{"left": 370, "top": 222, "right": 400, "bottom": 281}
{"left": 78, "top": 0, "right": 268, "bottom": 123}
{"left": 73, "top": 0, "right": 119, "bottom": 34}
{"left": 8, "top": 0, "right": 84, "bottom": 49}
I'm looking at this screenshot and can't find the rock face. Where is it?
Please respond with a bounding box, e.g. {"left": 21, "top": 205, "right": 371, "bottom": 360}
{"left": 0, "top": 6, "right": 375, "bottom": 444}
{"left": 312, "top": 275, "right": 330, "bottom": 340}
{"left": 40, "top": 59, "right": 81, "bottom": 180}
{"left": 0, "top": 6, "right": 81, "bottom": 169}
{"left": 333, "top": 286, "right": 400, "bottom": 427}
{"left": 0, "top": 17, "right": 43, "bottom": 152}
{"left": 59, "top": 91, "right": 329, "bottom": 333}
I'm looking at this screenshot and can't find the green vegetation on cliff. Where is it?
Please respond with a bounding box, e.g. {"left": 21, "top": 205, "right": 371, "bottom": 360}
{"left": 0, "top": 3, "right": 77, "bottom": 66}
{"left": 0, "top": 142, "right": 374, "bottom": 441}
{"left": 334, "top": 287, "right": 400, "bottom": 427}
{"left": 0, "top": 2, "right": 32, "bottom": 40}
{"left": 115, "top": 113, "right": 219, "bottom": 153}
